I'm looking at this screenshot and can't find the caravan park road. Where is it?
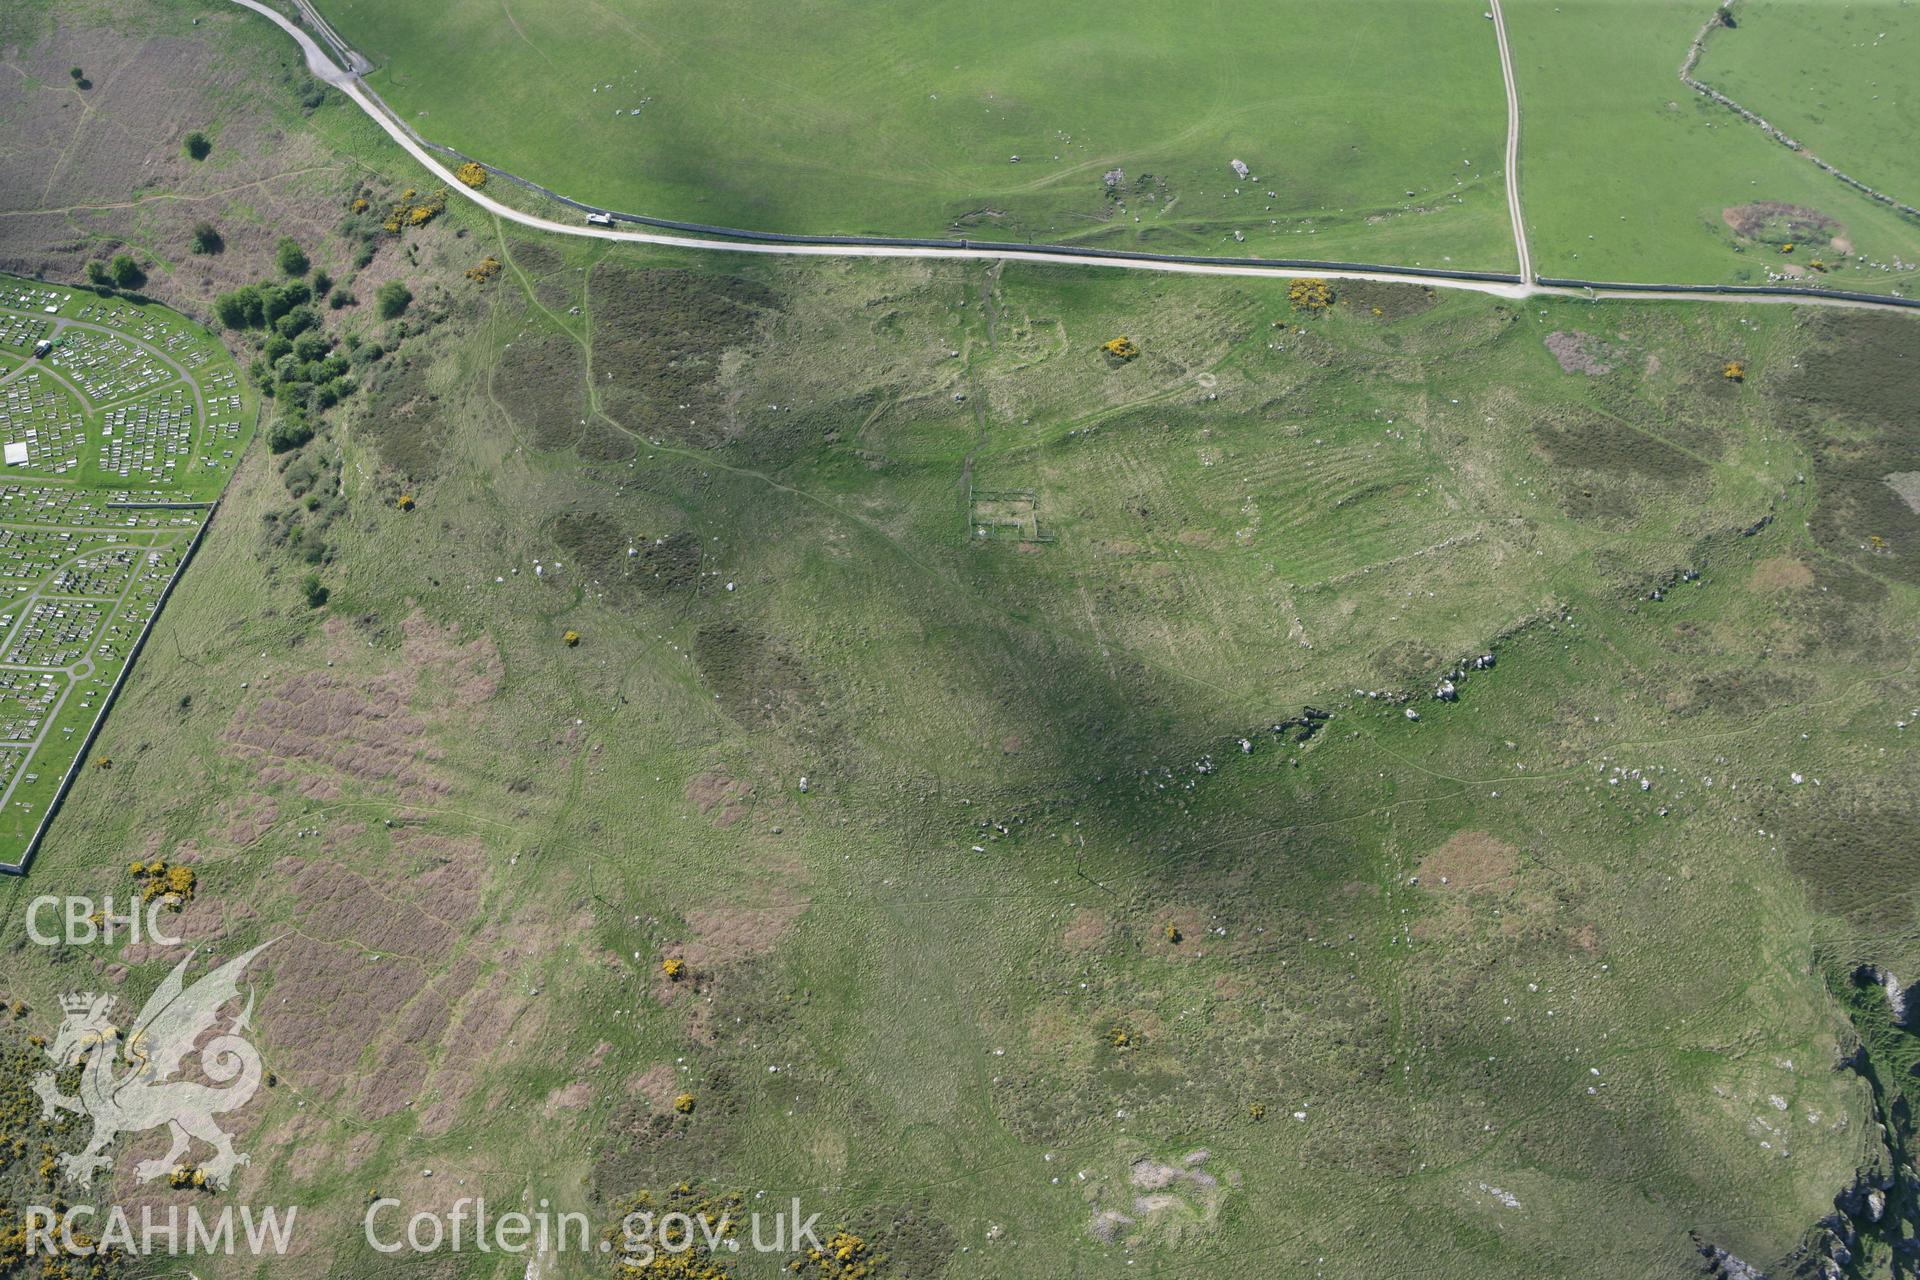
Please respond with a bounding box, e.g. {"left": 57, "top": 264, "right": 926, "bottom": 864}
{"left": 231, "top": 0, "right": 1918, "bottom": 315}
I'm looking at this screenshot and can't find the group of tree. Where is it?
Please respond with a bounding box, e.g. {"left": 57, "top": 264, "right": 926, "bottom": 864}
{"left": 208, "top": 236, "right": 423, "bottom": 469}
{"left": 84, "top": 255, "right": 145, "bottom": 291}
{"left": 215, "top": 276, "right": 404, "bottom": 335}
{"left": 210, "top": 287, "right": 353, "bottom": 451}
{"left": 234, "top": 234, "right": 411, "bottom": 619}
{"left": 258, "top": 323, "right": 374, "bottom": 453}
{"left": 212, "top": 278, "right": 315, "bottom": 331}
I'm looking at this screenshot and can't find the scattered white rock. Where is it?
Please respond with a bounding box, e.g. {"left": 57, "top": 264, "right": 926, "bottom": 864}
{"left": 1478, "top": 1182, "right": 1521, "bottom": 1209}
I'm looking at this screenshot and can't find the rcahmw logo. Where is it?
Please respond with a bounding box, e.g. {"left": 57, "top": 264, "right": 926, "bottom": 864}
{"left": 25, "top": 1203, "right": 297, "bottom": 1258}
{"left": 26, "top": 941, "right": 298, "bottom": 1258}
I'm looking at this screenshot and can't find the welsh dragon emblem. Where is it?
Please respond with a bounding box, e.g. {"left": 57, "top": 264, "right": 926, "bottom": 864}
{"left": 32, "top": 941, "right": 273, "bottom": 1189}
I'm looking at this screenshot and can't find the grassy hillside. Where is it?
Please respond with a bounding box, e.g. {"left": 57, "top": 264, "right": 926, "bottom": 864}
{"left": 9, "top": 228, "right": 1920, "bottom": 1276}
{"left": 1, "top": 5, "right": 1919, "bottom": 1279}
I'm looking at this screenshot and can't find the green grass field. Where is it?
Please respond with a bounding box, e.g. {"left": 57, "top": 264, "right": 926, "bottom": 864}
{"left": 1697, "top": 0, "right": 1920, "bottom": 206}
{"left": 318, "top": 0, "right": 1515, "bottom": 267}
{"left": 1508, "top": 0, "right": 1920, "bottom": 290}
{"left": 314, "top": 0, "right": 1920, "bottom": 293}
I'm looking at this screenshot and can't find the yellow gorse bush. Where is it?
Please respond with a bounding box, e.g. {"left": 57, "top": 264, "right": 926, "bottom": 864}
{"left": 132, "top": 859, "right": 196, "bottom": 909}
{"left": 1287, "top": 277, "right": 1334, "bottom": 311}
{"left": 382, "top": 187, "right": 449, "bottom": 234}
